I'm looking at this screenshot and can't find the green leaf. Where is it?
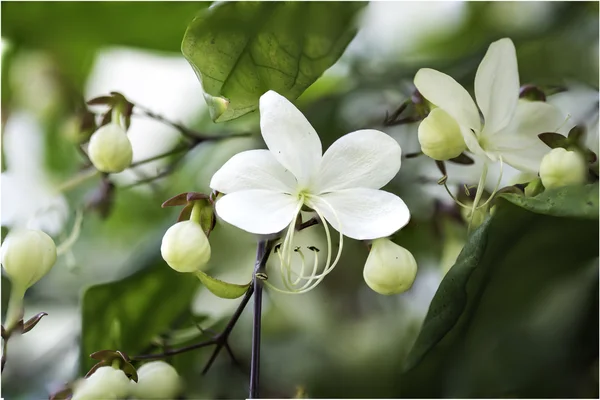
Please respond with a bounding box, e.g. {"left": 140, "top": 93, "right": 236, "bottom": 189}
{"left": 195, "top": 270, "right": 250, "bottom": 299}
{"left": 499, "top": 183, "right": 599, "bottom": 219}
{"left": 181, "top": 2, "right": 365, "bottom": 122}
{"left": 80, "top": 244, "right": 200, "bottom": 373}
{"left": 401, "top": 184, "right": 599, "bottom": 397}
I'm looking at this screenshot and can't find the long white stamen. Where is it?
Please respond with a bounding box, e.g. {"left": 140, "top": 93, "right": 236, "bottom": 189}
{"left": 265, "top": 195, "right": 344, "bottom": 294}
{"left": 477, "top": 156, "right": 504, "bottom": 210}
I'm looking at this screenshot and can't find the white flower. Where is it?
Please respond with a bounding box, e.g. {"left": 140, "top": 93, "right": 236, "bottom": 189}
{"left": 161, "top": 220, "right": 211, "bottom": 273}
{"left": 414, "top": 38, "right": 564, "bottom": 174}
{"left": 130, "top": 361, "right": 182, "bottom": 400}
{"left": 210, "top": 90, "right": 410, "bottom": 293}
{"left": 539, "top": 148, "right": 587, "bottom": 189}
{"left": 1, "top": 113, "right": 68, "bottom": 235}
{"left": 363, "top": 238, "right": 417, "bottom": 295}
{"left": 88, "top": 123, "right": 133, "bottom": 173}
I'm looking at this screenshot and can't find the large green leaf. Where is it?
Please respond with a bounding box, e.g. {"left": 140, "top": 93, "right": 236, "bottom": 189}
{"left": 401, "top": 184, "right": 599, "bottom": 397}
{"left": 80, "top": 243, "right": 200, "bottom": 373}
{"left": 181, "top": 2, "right": 365, "bottom": 122}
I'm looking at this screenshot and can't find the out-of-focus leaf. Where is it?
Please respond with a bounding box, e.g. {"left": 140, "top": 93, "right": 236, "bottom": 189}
{"left": 80, "top": 244, "right": 200, "bottom": 373}
{"left": 195, "top": 271, "right": 250, "bottom": 299}
{"left": 1, "top": 3, "right": 207, "bottom": 53}
{"left": 1, "top": 3, "right": 209, "bottom": 89}
{"left": 181, "top": 2, "right": 365, "bottom": 122}
{"left": 401, "top": 184, "right": 599, "bottom": 397}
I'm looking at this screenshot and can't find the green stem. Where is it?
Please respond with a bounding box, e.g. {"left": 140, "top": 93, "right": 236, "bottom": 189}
{"left": 4, "top": 284, "right": 26, "bottom": 334}
{"left": 55, "top": 169, "right": 100, "bottom": 193}
{"left": 190, "top": 201, "right": 203, "bottom": 224}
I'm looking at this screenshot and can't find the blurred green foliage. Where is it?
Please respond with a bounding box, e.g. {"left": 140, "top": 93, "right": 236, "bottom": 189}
{"left": 81, "top": 241, "right": 200, "bottom": 372}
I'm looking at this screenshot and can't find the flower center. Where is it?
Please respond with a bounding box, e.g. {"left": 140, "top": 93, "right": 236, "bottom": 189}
{"left": 263, "top": 193, "right": 345, "bottom": 295}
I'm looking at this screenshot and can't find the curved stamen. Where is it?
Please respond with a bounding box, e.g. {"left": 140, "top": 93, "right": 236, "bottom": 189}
{"left": 264, "top": 195, "right": 344, "bottom": 294}
{"left": 477, "top": 155, "right": 504, "bottom": 210}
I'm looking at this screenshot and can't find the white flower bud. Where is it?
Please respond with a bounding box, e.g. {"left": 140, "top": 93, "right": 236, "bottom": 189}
{"left": 363, "top": 238, "right": 417, "bottom": 295}
{"left": 161, "top": 220, "right": 211, "bottom": 273}
{"left": 418, "top": 108, "right": 467, "bottom": 160}
{"left": 539, "top": 148, "right": 587, "bottom": 189}
{"left": 72, "top": 366, "right": 131, "bottom": 400}
{"left": 130, "top": 361, "right": 182, "bottom": 400}
{"left": 88, "top": 123, "right": 133, "bottom": 173}
{"left": 1, "top": 229, "right": 57, "bottom": 290}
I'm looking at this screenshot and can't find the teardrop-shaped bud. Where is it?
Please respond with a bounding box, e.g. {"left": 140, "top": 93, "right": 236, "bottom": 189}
{"left": 1, "top": 229, "right": 57, "bottom": 291}
{"left": 161, "top": 220, "right": 211, "bottom": 273}
{"left": 88, "top": 123, "right": 133, "bottom": 173}
{"left": 130, "top": 361, "right": 182, "bottom": 400}
{"left": 539, "top": 148, "right": 587, "bottom": 189}
{"left": 418, "top": 108, "right": 467, "bottom": 161}
{"left": 363, "top": 238, "right": 417, "bottom": 295}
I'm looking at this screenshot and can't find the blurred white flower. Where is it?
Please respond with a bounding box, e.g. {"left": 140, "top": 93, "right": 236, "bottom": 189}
{"left": 1, "top": 113, "right": 68, "bottom": 235}
{"left": 211, "top": 91, "right": 410, "bottom": 293}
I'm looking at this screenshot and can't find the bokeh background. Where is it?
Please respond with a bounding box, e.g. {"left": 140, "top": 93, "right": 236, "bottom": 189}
{"left": 1, "top": 2, "right": 598, "bottom": 399}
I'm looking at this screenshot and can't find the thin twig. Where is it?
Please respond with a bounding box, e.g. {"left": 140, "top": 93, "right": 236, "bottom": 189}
{"left": 133, "top": 106, "right": 209, "bottom": 141}
{"left": 249, "top": 240, "right": 274, "bottom": 399}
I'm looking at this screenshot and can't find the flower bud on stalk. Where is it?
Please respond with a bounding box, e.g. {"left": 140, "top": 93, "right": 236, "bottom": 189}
{"left": 1, "top": 229, "right": 57, "bottom": 331}
{"left": 418, "top": 108, "right": 467, "bottom": 160}
{"left": 71, "top": 366, "right": 131, "bottom": 400}
{"left": 161, "top": 201, "right": 212, "bottom": 273}
{"left": 363, "top": 238, "right": 417, "bottom": 295}
{"left": 130, "top": 361, "right": 183, "bottom": 400}
{"left": 539, "top": 148, "right": 587, "bottom": 189}
{"left": 88, "top": 123, "right": 133, "bottom": 173}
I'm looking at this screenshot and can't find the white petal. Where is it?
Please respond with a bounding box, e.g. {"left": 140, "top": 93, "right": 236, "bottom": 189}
{"left": 475, "top": 38, "right": 519, "bottom": 135}
{"left": 259, "top": 91, "right": 322, "bottom": 187}
{"left": 414, "top": 68, "right": 481, "bottom": 132}
{"left": 306, "top": 189, "right": 410, "bottom": 240}
{"left": 215, "top": 190, "right": 299, "bottom": 235}
{"left": 317, "top": 129, "right": 401, "bottom": 192}
{"left": 210, "top": 149, "right": 297, "bottom": 194}
{"left": 485, "top": 101, "right": 564, "bottom": 173}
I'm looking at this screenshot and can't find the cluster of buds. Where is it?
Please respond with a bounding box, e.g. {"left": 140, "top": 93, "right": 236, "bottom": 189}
{"left": 1, "top": 229, "right": 57, "bottom": 332}
{"left": 363, "top": 238, "right": 418, "bottom": 295}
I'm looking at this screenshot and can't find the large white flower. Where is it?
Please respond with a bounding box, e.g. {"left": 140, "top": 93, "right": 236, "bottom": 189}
{"left": 414, "top": 38, "right": 564, "bottom": 174}
{"left": 210, "top": 91, "right": 410, "bottom": 293}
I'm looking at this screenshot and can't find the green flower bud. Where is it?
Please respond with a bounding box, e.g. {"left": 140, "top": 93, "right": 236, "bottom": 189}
{"left": 88, "top": 123, "right": 133, "bottom": 173}
{"left": 131, "top": 361, "right": 182, "bottom": 400}
{"left": 539, "top": 148, "right": 587, "bottom": 189}
{"left": 72, "top": 366, "right": 131, "bottom": 400}
{"left": 363, "top": 238, "right": 417, "bottom": 295}
{"left": 418, "top": 108, "right": 466, "bottom": 161}
{"left": 161, "top": 220, "right": 211, "bottom": 273}
{"left": 1, "top": 229, "right": 57, "bottom": 291}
